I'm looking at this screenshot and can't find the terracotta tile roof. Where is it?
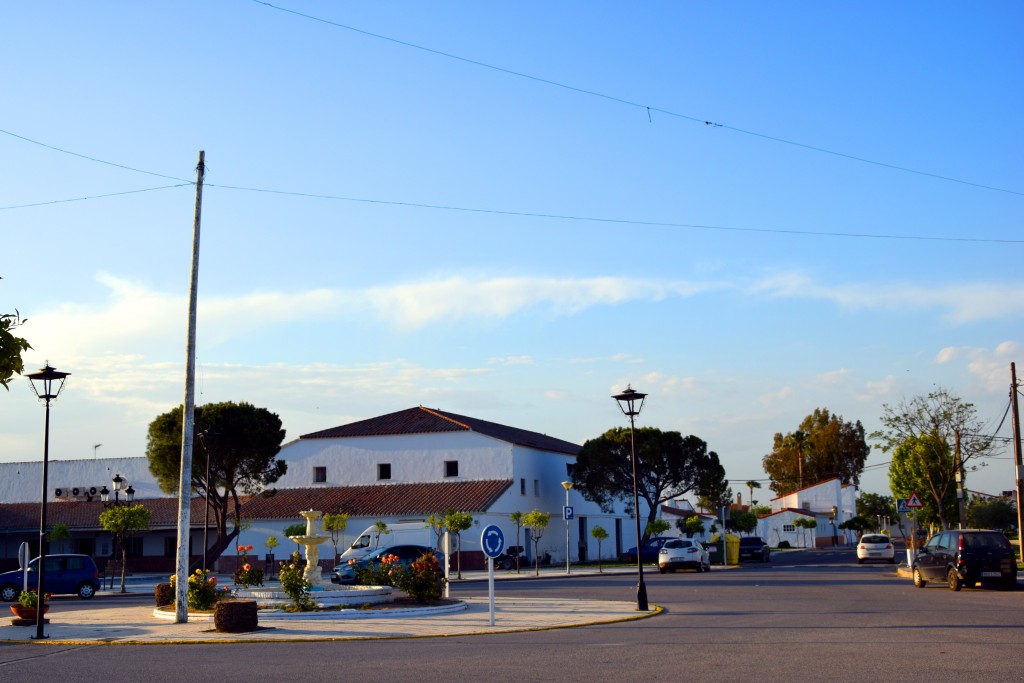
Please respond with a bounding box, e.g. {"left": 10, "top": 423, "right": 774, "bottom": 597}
{"left": 0, "top": 480, "right": 513, "bottom": 532}
{"left": 300, "top": 406, "right": 580, "bottom": 456}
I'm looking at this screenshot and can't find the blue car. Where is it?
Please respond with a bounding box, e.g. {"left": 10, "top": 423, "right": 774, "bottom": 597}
{"left": 0, "top": 554, "right": 101, "bottom": 601}
{"left": 330, "top": 545, "right": 441, "bottom": 585}
{"left": 620, "top": 537, "right": 674, "bottom": 564}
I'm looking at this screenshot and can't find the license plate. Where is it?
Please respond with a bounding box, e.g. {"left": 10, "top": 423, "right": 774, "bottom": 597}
{"left": 981, "top": 572, "right": 1001, "bottom": 577}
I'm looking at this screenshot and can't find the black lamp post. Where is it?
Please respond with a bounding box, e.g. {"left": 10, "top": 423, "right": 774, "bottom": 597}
{"left": 26, "top": 363, "right": 70, "bottom": 640}
{"left": 100, "top": 473, "right": 135, "bottom": 591}
{"left": 612, "top": 385, "right": 649, "bottom": 612}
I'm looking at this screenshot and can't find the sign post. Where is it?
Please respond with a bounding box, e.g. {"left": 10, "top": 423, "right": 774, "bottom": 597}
{"left": 18, "top": 542, "right": 30, "bottom": 592}
{"left": 480, "top": 524, "right": 505, "bottom": 626}
{"left": 905, "top": 493, "right": 924, "bottom": 565}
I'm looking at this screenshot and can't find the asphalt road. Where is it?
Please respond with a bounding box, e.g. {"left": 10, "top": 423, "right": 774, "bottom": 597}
{"left": 2, "top": 547, "right": 1022, "bottom": 682}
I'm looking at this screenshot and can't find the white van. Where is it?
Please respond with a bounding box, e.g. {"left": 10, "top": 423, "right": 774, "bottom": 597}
{"left": 339, "top": 521, "right": 435, "bottom": 562}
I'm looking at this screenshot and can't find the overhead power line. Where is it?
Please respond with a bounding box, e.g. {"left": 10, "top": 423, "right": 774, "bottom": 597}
{"left": 3, "top": 128, "right": 1020, "bottom": 244}
{"left": 252, "top": 1, "right": 1023, "bottom": 197}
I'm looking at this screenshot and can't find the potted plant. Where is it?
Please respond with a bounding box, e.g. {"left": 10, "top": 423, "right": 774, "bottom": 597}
{"left": 11, "top": 590, "right": 50, "bottom": 620}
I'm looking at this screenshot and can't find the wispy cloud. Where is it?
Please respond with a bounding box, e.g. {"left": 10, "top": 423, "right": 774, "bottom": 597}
{"left": 934, "top": 341, "right": 1019, "bottom": 391}
{"left": 749, "top": 272, "right": 1024, "bottom": 324}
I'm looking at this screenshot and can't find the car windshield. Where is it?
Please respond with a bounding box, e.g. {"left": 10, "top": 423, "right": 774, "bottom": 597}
{"left": 739, "top": 538, "right": 763, "bottom": 546}
{"left": 861, "top": 535, "right": 889, "bottom": 544}
{"left": 663, "top": 540, "right": 684, "bottom": 549}
{"left": 963, "top": 533, "right": 1011, "bottom": 550}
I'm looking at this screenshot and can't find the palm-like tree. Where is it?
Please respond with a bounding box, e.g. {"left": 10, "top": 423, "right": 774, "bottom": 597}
{"left": 785, "top": 430, "right": 811, "bottom": 491}
{"left": 745, "top": 481, "right": 761, "bottom": 510}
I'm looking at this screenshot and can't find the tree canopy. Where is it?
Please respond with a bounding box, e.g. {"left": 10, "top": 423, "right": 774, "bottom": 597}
{"left": 573, "top": 427, "right": 725, "bottom": 536}
{"left": 888, "top": 432, "right": 958, "bottom": 529}
{"left": 146, "top": 401, "right": 287, "bottom": 567}
{"left": 878, "top": 391, "right": 993, "bottom": 532}
{"left": 762, "top": 408, "right": 870, "bottom": 496}
{"left": 99, "top": 503, "right": 152, "bottom": 592}
{"left": 0, "top": 287, "right": 31, "bottom": 390}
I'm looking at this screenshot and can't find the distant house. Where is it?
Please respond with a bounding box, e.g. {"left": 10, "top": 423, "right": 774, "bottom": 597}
{"left": 756, "top": 477, "right": 857, "bottom": 548}
{"left": 0, "top": 407, "right": 641, "bottom": 571}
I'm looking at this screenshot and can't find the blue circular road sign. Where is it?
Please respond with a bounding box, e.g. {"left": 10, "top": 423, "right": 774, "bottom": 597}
{"left": 480, "top": 524, "right": 505, "bottom": 559}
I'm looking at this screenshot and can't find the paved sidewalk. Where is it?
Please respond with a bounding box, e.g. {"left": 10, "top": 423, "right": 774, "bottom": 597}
{"left": 2, "top": 566, "right": 662, "bottom": 644}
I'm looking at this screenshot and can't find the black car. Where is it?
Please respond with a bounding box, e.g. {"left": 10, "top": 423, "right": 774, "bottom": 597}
{"left": 738, "top": 536, "right": 771, "bottom": 563}
{"left": 912, "top": 529, "right": 1018, "bottom": 591}
{"left": 0, "top": 554, "right": 101, "bottom": 601}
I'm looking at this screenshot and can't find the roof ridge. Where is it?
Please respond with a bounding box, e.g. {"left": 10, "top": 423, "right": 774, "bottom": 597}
{"left": 419, "top": 406, "right": 471, "bottom": 430}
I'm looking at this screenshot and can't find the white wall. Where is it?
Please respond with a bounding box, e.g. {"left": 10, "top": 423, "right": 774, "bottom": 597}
{"left": 0, "top": 456, "right": 162, "bottom": 503}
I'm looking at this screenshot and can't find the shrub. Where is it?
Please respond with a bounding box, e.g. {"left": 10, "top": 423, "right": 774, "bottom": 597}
{"left": 357, "top": 551, "right": 445, "bottom": 603}
{"left": 232, "top": 544, "right": 264, "bottom": 588}
{"left": 278, "top": 558, "right": 314, "bottom": 611}
{"left": 170, "top": 569, "right": 229, "bottom": 610}
{"left": 778, "top": 540, "right": 791, "bottom": 549}
{"left": 154, "top": 582, "right": 174, "bottom": 607}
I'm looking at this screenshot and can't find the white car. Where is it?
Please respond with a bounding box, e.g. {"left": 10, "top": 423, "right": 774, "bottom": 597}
{"left": 658, "top": 538, "right": 711, "bottom": 573}
{"left": 857, "top": 534, "right": 895, "bottom": 564}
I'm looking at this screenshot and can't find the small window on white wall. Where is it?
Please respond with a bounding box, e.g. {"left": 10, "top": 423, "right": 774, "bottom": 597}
{"left": 520, "top": 478, "right": 526, "bottom": 495}
{"left": 444, "top": 460, "right": 459, "bottom": 477}
{"left": 313, "top": 466, "right": 327, "bottom": 483}
{"left": 378, "top": 463, "right": 392, "bottom": 480}
{"left": 534, "top": 479, "right": 540, "bottom": 496}
{"left": 783, "top": 524, "right": 795, "bottom": 532}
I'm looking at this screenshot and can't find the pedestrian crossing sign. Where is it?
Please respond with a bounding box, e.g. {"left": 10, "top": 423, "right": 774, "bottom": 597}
{"left": 907, "top": 493, "right": 923, "bottom": 508}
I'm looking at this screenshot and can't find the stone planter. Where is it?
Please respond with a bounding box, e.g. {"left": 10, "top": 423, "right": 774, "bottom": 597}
{"left": 214, "top": 600, "right": 258, "bottom": 633}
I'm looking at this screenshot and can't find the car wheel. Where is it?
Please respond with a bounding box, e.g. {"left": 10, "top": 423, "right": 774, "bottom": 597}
{"left": 947, "top": 568, "right": 963, "bottom": 592}
{"left": 889, "top": 557, "right": 896, "bottom": 564}
{"left": 501, "top": 558, "right": 514, "bottom": 571}
{"left": 0, "top": 584, "right": 18, "bottom": 602}
{"left": 913, "top": 567, "right": 927, "bottom": 588}
{"left": 857, "top": 558, "right": 864, "bottom": 564}
{"left": 77, "top": 582, "right": 97, "bottom": 599}
{"left": 659, "top": 566, "right": 667, "bottom": 574}
{"left": 1002, "top": 577, "right": 1017, "bottom": 591}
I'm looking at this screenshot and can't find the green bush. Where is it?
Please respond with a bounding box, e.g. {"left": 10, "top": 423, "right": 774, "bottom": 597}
{"left": 357, "top": 551, "right": 446, "bottom": 603}
{"left": 278, "top": 557, "right": 315, "bottom": 611}
{"left": 169, "top": 569, "right": 229, "bottom": 610}
{"left": 778, "top": 540, "right": 791, "bottom": 549}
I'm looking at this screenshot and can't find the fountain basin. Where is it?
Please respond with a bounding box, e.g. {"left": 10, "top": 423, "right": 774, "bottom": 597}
{"left": 236, "top": 583, "right": 394, "bottom": 608}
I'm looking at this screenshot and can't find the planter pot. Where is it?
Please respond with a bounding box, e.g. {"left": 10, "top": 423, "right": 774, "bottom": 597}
{"left": 10, "top": 604, "right": 49, "bottom": 621}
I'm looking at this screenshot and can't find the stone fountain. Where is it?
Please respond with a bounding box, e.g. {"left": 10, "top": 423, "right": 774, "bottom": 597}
{"left": 289, "top": 510, "right": 330, "bottom": 588}
{"left": 232, "top": 509, "right": 394, "bottom": 609}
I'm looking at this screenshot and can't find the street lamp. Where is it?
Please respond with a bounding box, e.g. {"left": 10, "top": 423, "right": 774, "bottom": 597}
{"left": 561, "top": 481, "right": 573, "bottom": 574}
{"left": 831, "top": 505, "right": 839, "bottom": 546}
{"left": 26, "top": 362, "right": 70, "bottom": 640}
{"left": 612, "top": 385, "right": 649, "bottom": 612}
{"left": 100, "top": 474, "right": 134, "bottom": 592}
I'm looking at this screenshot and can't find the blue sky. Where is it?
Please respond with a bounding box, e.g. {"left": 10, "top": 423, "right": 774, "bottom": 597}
{"left": 2, "top": 2, "right": 1021, "bottom": 498}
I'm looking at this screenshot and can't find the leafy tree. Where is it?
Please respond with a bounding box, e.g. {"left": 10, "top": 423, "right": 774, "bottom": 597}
{"left": 99, "top": 504, "right": 152, "bottom": 593}
{"left": 426, "top": 513, "right": 446, "bottom": 550}
{"left": 889, "top": 432, "right": 959, "bottom": 529}
{"left": 283, "top": 523, "right": 307, "bottom": 553}
{"left": 838, "top": 515, "right": 875, "bottom": 536}
{"left": 793, "top": 517, "right": 817, "bottom": 548}
{"left": 322, "top": 512, "right": 349, "bottom": 563}
{"left": 522, "top": 510, "right": 551, "bottom": 576}
{"left": 872, "top": 389, "right": 991, "bottom": 528}
{"left": 967, "top": 498, "right": 1017, "bottom": 530}
{"left": 146, "top": 401, "right": 287, "bottom": 568}
{"left": 265, "top": 535, "right": 280, "bottom": 578}
{"left": 645, "top": 519, "right": 671, "bottom": 537}
{"left": 590, "top": 525, "right": 609, "bottom": 572}
{"left": 856, "top": 492, "right": 897, "bottom": 526}
{"left": 0, "top": 299, "right": 31, "bottom": 391}
{"left": 678, "top": 515, "right": 705, "bottom": 538}
{"left": 763, "top": 408, "right": 870, "bottom": 495}
{"left": 443, "top": 509, "right": 474, "bottom": 579}
{"left": 372, "top": 520, "right": 389, "bottom": 549}
{"left": 509, "top": 511, "right": 525, "bottom": 573}
{"left": 48, "top": 523, "right": 71, "bottom": 554}
{"left": 574, "top": 427, "right": 725, "bottom": 538}
{"left": 730, "top": 510, "right": 757, "bottom": 534}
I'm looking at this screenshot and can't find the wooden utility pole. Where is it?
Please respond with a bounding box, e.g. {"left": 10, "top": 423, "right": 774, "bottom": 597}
{"left": 1010, "top": 362, "right": 1023, "bottom": 563}
{"left": 174, "top": 151, "right": 205, "bottom": 623}
{"left": 955, "top": 430, "right": 966, "bottom": 528}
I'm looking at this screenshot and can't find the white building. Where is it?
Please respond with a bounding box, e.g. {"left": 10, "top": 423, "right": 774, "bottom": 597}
{"left": 0, "top": 407, "right": 640, "bottom": 571}
{"left": 756, "top": 477, "right": 858, "bottom": 548}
